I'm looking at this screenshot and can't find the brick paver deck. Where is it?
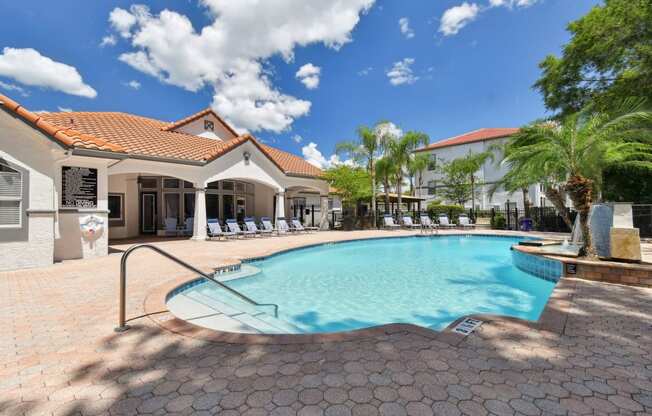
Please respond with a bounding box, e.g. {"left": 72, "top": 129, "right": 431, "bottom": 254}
{"left": 1, "top": 230, "right": 651, "bottom": 415}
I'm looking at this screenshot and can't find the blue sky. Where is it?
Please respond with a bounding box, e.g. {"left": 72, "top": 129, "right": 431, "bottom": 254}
{"left": 0, "top": 0, "right": 599, "bottom": 167}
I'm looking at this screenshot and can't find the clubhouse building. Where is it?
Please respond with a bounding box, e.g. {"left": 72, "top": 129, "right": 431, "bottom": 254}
{"left": 0, "top": 94, "right": 328, "bottom": 271}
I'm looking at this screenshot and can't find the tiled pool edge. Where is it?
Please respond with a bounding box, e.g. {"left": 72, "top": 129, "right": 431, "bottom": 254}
{"left": 511, "top": 248, "right": 563, "bottom": 282}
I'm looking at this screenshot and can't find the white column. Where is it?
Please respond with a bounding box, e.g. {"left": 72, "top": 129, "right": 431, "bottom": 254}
{"left": 275, "top": 191, "right": 286, "bottom": 221}
{"left": 192, "top": 187, "right": 207, "bottom": 241}
{"left": 319, "top": 195, "right": 329, "bottom": 230}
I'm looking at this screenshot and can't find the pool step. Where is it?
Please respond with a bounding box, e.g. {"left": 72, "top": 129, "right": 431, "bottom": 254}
{"left": 177, "top": 289, "right": 301, "bottom": 334}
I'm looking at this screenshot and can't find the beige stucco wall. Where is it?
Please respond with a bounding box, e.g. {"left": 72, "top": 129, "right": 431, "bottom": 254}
{"left": 108, "top": 173, "right": 139, "bottom": 239}
{"left": 175, "top": 114, "right": 237, "bottom": 141}
{"left": 0, "top": 109, "right": 61, "bottom": 271}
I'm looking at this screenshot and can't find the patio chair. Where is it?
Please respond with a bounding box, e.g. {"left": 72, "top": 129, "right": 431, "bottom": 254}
{"left": 383, "top": 215, "right": 400, "bottom": 230}
{"left": 292, "top": 218, "right": 318, "bottom": 233}
{"left": 437, "top": 214, "right": 457, "bottom": 229}
{"left": 276, "top": 218, "right": 294, "bottom": 234}
{"left": 419, "top": 214, "right": 439, "bottom": 233}
{"left": 226, "top": 219, "right": 256, "bottom": 238}
{"left": 458, "top": 214, "right": 476, "bottom": 229}
{"left": 207, "top": 218, "right": 236, "bottom": 240}
{"left": 244, "top": 217, "right": 272, "bottom": 237}
{"left": 401, "top": 215, "right": 422, "bottom": 230}
{"left": 164, "top": 217, "right": 178, "bottom": 236}
{"left": 261, "top": 217, "right": 281, "bottom": 236}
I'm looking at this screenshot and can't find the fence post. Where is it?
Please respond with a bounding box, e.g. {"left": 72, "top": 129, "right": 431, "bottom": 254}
{"left": 491, "top": 208, "right": 495, "bottom": 228}
{"left": 331, "top": 211, "right": 335, "bottom": 230}
{"left": 311, "top": 204, "right": 315, "bottom": 227}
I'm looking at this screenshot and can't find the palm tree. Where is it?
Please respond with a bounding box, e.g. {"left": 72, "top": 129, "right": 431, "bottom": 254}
{"left": 375, "top": 157, "right": 395, "bottom": 213}
{"left": 386, "top": 131, "right": 429, "bottom": 213}
{"left": 336, "top": 123, "right": 391, "bottom": 226}
{"left": 503, "top": 100, "right": 652, "bottom": 257}
{"left": 407, "top": 153, "right": 429, "bottom": 196}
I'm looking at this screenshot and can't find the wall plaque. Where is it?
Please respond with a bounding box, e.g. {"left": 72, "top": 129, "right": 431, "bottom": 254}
{"left": 62, "top": 166, "right": 97, "bottom": 208}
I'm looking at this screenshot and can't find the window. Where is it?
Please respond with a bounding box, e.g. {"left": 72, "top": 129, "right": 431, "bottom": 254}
{"left": 222, "top": 181, "right": 234, "bottom": 191}
{"left": 428, "top": 154, "right": 437, "bottom": 171}
{"left": 139, "top": 177, "right": 157, "bottom": 189}
{"left": 184, "top": 181, "right": 194, "bottom": 189}
{"left": 164, "top": 193, "right": 181, "bottom": 222}
{"left": 427, "top": 180, "right": 437, "bottom": 196}
{"left": 328, "top": 198, "right": 334, "bottom": 210}
{"left": 163, "top": 178, "right": 180, "bottom": 189}
{"left": 0, "top": 163, "right": 22, "bottom": 227}
{"left": 108, "top": 193, "right": 124, "bottom": 225}
{"left": 204, "top": 120, "right": 214, "bottom": 131}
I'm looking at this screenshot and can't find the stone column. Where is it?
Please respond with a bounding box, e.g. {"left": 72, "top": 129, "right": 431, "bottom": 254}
{"left": 191, "top": 187, "right": 207, "bottom": 241}
{"left": 319, "top": 195, "right": 330, "bottom": 230}
{"left": 275, "top": 191, "right": 286, "bottom": 221}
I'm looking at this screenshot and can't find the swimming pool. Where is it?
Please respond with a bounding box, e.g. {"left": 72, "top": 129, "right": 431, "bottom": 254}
{"left": 170, "top": 236, "right": 558, "bottom": 334}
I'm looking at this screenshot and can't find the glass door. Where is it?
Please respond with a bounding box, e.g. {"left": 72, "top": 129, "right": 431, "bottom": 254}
{"left": 236, "top": 196, "right": 246, "bottom": 222}
{"left": 140, "top": 192, "right": 157, "bottom": 234}
{"left": 206, "top": 194, "right": 219, "bottom": 221}
{"left": 222, "top": 194, "right": 234, "bottom": 220}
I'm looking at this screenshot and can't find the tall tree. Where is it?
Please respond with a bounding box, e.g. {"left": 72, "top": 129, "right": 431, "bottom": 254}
{"left": 323, "top": 165, "right": 371, "bottom": 215}
{"left": 534, "top": 0, "right": 652, "bottom": 116}
{"left": 437, "top": 150, "right": 494, "bottom": 209}
{"left": 502, "top": 100, "right": 652, "bottom": 257}
{"left": 336, "top": 123, "right": 392, "bottom": 225}
{"left": 386, "top": 131, "right": 429, "bottom": 213}
{"left": 375, "top": 157, "right": 395, "bottom": 213}
{"left": 407, "top": 153, "right": 429, "bottom": 196}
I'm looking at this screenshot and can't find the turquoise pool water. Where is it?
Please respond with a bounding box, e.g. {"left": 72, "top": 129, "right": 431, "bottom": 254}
{"left": 198, "top": 236, "right": 556, "bottom": 333}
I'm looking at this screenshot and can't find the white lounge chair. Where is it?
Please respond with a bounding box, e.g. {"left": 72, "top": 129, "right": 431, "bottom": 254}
{"left": 276, "top": 218, "right": 294, "bottom": 235}
{"left": 207, "top": 219, "right": 236, "bottom": 240}
{"left": 383, "top": 215, "right": 400, "bottom": 230}
{"left": 458, "top": 214, "right": 475, "bottom": 229}
{"left": 261, "top": 217, "right": 281, "bottom": 236}
{"left": 292, "top": 218, "right": 318, "bottom": 233}
{"left": 164, "top": 217, "right": 178, "bottom": 236}
{"left": 245, "top": 217, "right": 272, "bottom": 237}
{"left": 438, "top": 214, "right": 457, "bottom": 229}
{"left": 401, "top": 215, "right": 421, "bottom": 230}
{"left": 226, "top": 219, "right": 256, "bottom": 238}
{"left": 419, "top": 214, "right": 439, "bottom": 233}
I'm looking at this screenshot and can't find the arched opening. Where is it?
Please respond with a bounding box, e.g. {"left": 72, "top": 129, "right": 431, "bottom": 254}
{"left": 285, "top": 185, "right": 327, "bottom": 228}
{"left": 204, "top": 178, "right": 275, "bottom": 223}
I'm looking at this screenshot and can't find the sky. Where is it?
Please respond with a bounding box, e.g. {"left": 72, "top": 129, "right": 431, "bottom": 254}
{"left": 0, "top": 0, "right": 600, "bottom": 168}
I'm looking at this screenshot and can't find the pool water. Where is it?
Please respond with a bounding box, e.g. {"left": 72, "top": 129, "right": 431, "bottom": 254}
{"left": 202, "top": 236, "right": 556, "bottom": 333}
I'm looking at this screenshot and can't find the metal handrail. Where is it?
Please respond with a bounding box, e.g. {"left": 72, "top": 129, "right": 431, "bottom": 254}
{"left": 115, "top": 243, "right": 278, "bottom": 332}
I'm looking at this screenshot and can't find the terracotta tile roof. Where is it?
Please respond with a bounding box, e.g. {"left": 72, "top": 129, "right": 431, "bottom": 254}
{"left": 0, "top": 94, "right": 321, "bottom": 177}
{"left": 0, "top": 94, "right": 125, "bottom": 153}
{"left": 414, "top": 128, "right": 520, "bottom": 152}
{"left": 161, "top": 107, "right": 239, "bottom": 138}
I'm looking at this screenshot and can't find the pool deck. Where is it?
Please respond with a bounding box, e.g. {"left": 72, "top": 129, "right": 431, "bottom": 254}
{"left": 1, "top": 230, "right": 652, "bottom": 415}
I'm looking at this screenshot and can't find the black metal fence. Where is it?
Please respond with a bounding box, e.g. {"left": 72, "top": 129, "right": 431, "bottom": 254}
{"left": 633, "top": 204, "right": 652, "bottom": 238}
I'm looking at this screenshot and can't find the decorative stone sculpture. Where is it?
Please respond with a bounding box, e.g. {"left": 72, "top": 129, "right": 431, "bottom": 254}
{"left": 610, "top": 228, "right": 642, "bottom": 262}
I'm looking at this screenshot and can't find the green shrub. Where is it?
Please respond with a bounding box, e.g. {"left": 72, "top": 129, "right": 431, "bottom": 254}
{"left": 426, "top": 202, "right": 465, "bottom": 220}
{"left": 491, "top": 213, "right": 506, "bottom": 229}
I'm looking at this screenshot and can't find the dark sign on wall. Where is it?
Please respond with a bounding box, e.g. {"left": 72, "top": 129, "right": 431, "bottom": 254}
{"left": 61, "top": 166, "right": 98, "bottom": 208}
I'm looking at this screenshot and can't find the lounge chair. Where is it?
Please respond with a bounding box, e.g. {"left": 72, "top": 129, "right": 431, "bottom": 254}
{"left": 276, "top": 218, "right": 294, "bottom": 235}
{"left": 244, "top": 217, "right": 272, "bottom": 237}
{"left": 401, "top": 215, "right": 421, "bottom": 230}
{"left": 261, "top": 217, "right": 281, "bottom": 236}
{"left": 207, "top": 219, "right": 236, "bottom": 240}
{"left": 164, "top": 217, "right": 178, "bottom": 236}
{"left": 292, "top": 218, "right": 318, "bottom": 233}
{"left": 458, "top": 214, "right": 475, "bottom": 229}
{"left": 226, "top": 219, "right": 256, "bottom": 238}
{"left": 437, "top": 214, "right": 457, "bottom": 229}
{"left": 383, "top": 215, "right": 400, "bottom": 230}
{"left": 419, "top": 214, "right": 439, "bottom": 233}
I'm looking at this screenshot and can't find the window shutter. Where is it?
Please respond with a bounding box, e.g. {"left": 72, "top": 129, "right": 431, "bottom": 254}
{"left": 0, "top": 170, "right": 22, "bottom": 226}
{"left": 0, "top": 201, "right": 20, "bottom": 225}
{"left": 0, "top": 171, "right": 22, "bottom": 198}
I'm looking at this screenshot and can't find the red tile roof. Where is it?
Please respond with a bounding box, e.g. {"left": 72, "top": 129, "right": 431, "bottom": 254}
{"left": 161, "top": 107, "right": 239, "bottom": 138}
{"left": 0, "top": 93, "right": 321, "bottom": 177}
{"left": 414, "top": 128, "right": 520, "bottom": 152}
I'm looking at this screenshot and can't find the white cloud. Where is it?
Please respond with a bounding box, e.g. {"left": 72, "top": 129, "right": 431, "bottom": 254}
{"left": 301, "top": 142, "right": 352, "bottom": 169}
{"left": 489, "top": 0, "right": 539, "bottom": 7}
{"left": 439, "top": 2, "right": 480, "bottom": 36}
{"left": 292, "top": 134, "right": 303, "bottom": 143}
{"left": 0, "top": 48, "right": 97, "bottom": 98}
{"left": 0, "top": 80, "right": 29, "bottom": 97}
{"left": 358, "top": 66, "right": 373, "bottom": 76}
{"left": 386, "top": 58, "right": 418, "bottom": 86}
{"left": 57, "top": 107, "right": 72, "bottom": 112}
{"left": 125, "top": 80, "right": 141, "bottom": 90}
{"left": 295, "top": 63, "right": 321, "bottom": 90}
{"left": 109, "top": 1, "right": 374, "bottom": 133}
{"left": 375, "top": 122, "right": 403, "bottom": 140}
{"left": 398, "top": 17, "right": 414, "bottom": 39}
{"left": 100, "top": 35, "right": 117, "bottom": 47}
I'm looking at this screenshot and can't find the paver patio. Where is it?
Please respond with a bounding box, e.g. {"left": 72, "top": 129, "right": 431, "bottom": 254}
{"left": 1, "top": 230, "right": 651, "bottom": 416}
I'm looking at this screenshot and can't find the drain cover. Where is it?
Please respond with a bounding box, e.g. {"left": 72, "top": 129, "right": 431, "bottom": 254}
{"left": 453, "top": 318, "right": 483, "bottom": 335}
